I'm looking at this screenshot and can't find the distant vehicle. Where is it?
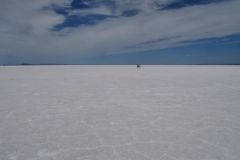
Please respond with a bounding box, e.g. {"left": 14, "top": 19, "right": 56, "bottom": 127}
{"left": 137, "top": 64, "right": 141, "bottom": 68}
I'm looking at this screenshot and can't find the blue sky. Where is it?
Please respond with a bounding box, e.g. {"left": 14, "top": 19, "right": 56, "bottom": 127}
{"left": 0, "top": 0, "right": 240, "bottom": 64}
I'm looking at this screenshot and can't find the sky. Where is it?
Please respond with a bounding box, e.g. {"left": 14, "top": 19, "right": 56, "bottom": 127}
{"left": 0, "top": 0, "right": 240, "bottom": 65}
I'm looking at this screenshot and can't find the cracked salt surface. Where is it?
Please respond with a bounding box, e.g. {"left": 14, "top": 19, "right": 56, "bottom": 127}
{"left": 0, "top": 65, "right": 240, "bottom": 160}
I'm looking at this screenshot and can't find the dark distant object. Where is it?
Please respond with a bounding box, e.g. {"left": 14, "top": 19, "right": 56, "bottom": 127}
{"left": 20, "top": 63, "right": 32, "bottom": 65}
{"left": 137, "top": 64, "right": 141, "bottom": 68}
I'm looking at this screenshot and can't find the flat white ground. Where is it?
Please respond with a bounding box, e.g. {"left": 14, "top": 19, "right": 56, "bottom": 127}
{"left": 0, "top": 65, "right": 240, "bottom": 160}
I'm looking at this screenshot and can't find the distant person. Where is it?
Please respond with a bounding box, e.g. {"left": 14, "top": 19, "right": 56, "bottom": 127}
{"left": 137, "top": 64, "right": 141, "bottom": 69}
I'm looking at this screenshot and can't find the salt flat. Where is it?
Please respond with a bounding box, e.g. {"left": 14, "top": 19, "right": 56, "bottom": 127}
{"left": 0, "top": 65, "right": 240, "bottom": 160}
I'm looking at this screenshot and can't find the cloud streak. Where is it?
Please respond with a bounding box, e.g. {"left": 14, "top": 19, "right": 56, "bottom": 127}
{"left": 0, "top": 0, "right": 240, "bottom": 64}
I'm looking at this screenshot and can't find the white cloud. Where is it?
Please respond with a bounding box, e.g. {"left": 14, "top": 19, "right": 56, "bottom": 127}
{"left": 68, "top": 6, "right": 113, "bottom": 16}
{"left": 0, "top": 0, "right": 240, "bottom": 64}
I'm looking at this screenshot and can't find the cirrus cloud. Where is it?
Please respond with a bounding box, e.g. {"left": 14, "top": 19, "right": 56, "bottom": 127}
{"left": 0, "top": 0, "right": 240, "bottom": 64}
